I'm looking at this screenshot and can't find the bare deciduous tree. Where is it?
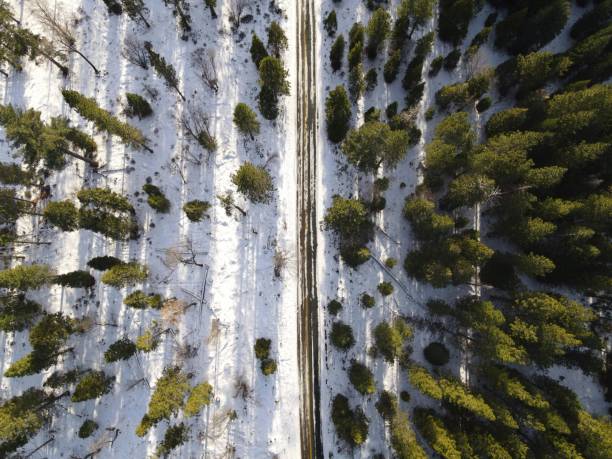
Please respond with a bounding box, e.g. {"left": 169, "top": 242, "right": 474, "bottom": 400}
{"left": 163, "top": 238, "right": 204, "bottom": 268}
{"left": 122, "top": 35, "right": 148, "bottom": 69}
{"left": 161, "top": 298, "right": 188, "bottom": 327}
{"left": 228, "top": 0, "right": 248, "bottom": 30}
{"left": 192, "top": 48, "right": 218, "bottom": 93}
{"left": 273, "top": 248, "right": 289, "bottom": 278}
{"left": 30, "top": 0, "right": 100, "bottom": 74}
{"left": 233, "top": 375, "right": 252, "bottom": 400}
{"left": 181, "top": 106, "right": 217, "bottom": 153}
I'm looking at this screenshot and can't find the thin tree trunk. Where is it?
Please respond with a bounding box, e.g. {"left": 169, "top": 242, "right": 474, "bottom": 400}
{"left": 174, "top": 85, "right": 186, "bottom": 101}
{"left": 138, "top": 12, "right": 151, "bottom": 28}
{"left": 208, "top": 5, "right": 217, "bottom": 19}
{"left": 61, "top": 148, "right": 98, "bottom": 168}
{"left": 0, "top": 68, "right": 8, "bottom": 77}
{"left": 71, "top": 48, "right": 100, "bottom": 74}
{"left": 39, "top": 50, "right": 69, "bottom": 76}
{"left": 233, "top": 204, "right": 247, "bottom": 216}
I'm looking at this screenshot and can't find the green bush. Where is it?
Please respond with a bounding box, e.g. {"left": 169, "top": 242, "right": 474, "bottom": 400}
{"left": 143, "top": 183, "right": 171, "bottom": 213}
{"left": 385, "top": 102, "right": 398, "bottom": 119}
{"left": 136, "top": 329, "right": 160, "bottom": 353}
{"left": 78, "top": 419, "right": 98, "bottom": 438}
{"left": 361, "top": 293, "right": 375, "bottom": 309}
{"left": 260, "top": 358, "right": 277, "bottom": 376}
{"left": 423, "top": 342, "right": 450, "bottom": 366}
{"left": 330, "top": 321, "right": 355, "bottom": 350}
{"left": 104, "top": 338, "right": 137, "bottom": 363}
{"left": 87, "top": 256, "right": 123, "bottom": 271}
{"left": 429, "top": 56, "right": 444, "bottom": 76}
{"left": 400, "top": 390, "right": 411, "bottom": 402}
{"left": 376, "top": 390, "right": 398, "bottom": 420}
{"left": 385, "top": 258, "right": 397, "bottom": 268}
{"left": 101, "top": 262, "right": 148, "bottom": 288}
{"left": 374, "top": 319, "right": 412, "bottom": 362}
{"left": 0, "top": 294, "right": 41, "bottom": 332}
{"left": 184, "top": 382, "right": 213, "bottom": 417}
{"left": 324, "top": 10, "right": 337, "bottom": 36}
{"left": 348, "top": 361, "right": 375, "bottom": 394}
{"left": 254, "top": 338, "right": 271, "bottom": 360}
{"left": 183, "top": 200, "right": 210, "bottom": 222}
{"left": 328, "top": 299, "right": 343, "bottom": 315}
{"left": 123, "top": 290, "right": 163, "bottom": 309}
{"left": 331, "top": 393, "right": 369, "bottom": 446}
{"left": 72, "top": 371, "right": 113, "bottom": 402}
{"left": 125, "top": 93, "right": 153, "bottom": 119}
{"left": 325, "top": 86, "right": 352, "bottom": 143}
{"left": 330, "top": 35, "right": 345, "bottom": 72}
{"left": 155, "top": 423, "right": 188, "bottom": 458}
{"left": 44, "top": 201, "right": 79, "bottom": 231}
{"left": 54, "top": 270, "right": 95, "bottom": 288}
{"left": 377, "top": 281, "right": 394, "bottom": 296}
{"left": 232, "top": 162, "right": 274, "bottom": 203}
{"left": 340, "top": 245, "right": 371, "bottom": 268}
{"left": 443, "top": 49, "right": 461, "bottom": 71}
{"left": 250, "top": 34, "right": 268, "bottom": 67}
{"left": 233, "top": 103, "right": 260, "bottom": 138}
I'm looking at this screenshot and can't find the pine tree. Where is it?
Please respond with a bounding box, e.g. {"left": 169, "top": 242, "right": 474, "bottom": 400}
{"left": 104, "top": 338, "right": 137, "bottom": 362}
{"left": 101, "top": 262, "right": 148, "bottom": 288}
{"left": 330, "top": 321, "right": 355, "bottom": 350}
{"left": 406, "top": 0, "right": 435, "bottom": 38}
{"left": 233, "top": 103, "right": 260, "bottom": 139}
{"left": 136, "top": 367, "right": 190, "bottom": 436}
{"left": 0, "top": 295, "right": 41, "bottom": 332}
{"left": 204, "top": 0, "right": 217, "bottom": 19}
{"left": 348, "top": 361, "right": 375, "bottom": 394}
{"left": 125, "top": 93, "right": 153, "bottom": 119}
{"left": 267, "top": 21, "right": 288, "bottom": 57}
{"left": 250, "top": 34, "right": 268, "bottom": 67}
{"left": 325, "top": 86, "right": 351, "bottom": 143}
{"left": 231, "top": 162, "right": 274, "bottom": 204}
{"left": 324, "top": 196, "right": 370, "bottom": 241}
{"left": 121, "top": 0, "right": 150, "bottom": 27}
{"left": 390, "top": 411, "right": 428, "bottom": 459}
{"left": 258, "top": 56, "right": 290, "bottom": 120}
{"left": 331, "top": 394, "right": 369, "bottom": 445}
{"left": 342, "top": 121, "right": 410, "bottom": 172}
{"left": 365, "top": 8, "right": 390, "bottom": 59}
{"left": 0, "top": 264, "right": 53, "bottom": 291}
{"left": 144, "top": 42, "right": 185, "bottom": 100}
{"left": 184, "top": 382, "right": 213, "bottom": 417}
{"left": 330, "top": 35, "right": 345, "bottom": 71}
{"left": 414, "top": 409, "right": 462, "bottom": 459}
{"left": 62, "top": 90, "right": 150, "bottom": 152}
{"left": 373, "top": 319, "right": 412, "bottom": 362}
{"left": 44, "top": 201, "right": 79, "bottom": 231}
{"left": 71, "top": 371, "right": 113, "bottom": 402}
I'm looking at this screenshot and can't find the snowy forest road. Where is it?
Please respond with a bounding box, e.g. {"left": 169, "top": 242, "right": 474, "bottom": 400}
{"left": 296, "top": 0, "right": 323, "bottom": 457}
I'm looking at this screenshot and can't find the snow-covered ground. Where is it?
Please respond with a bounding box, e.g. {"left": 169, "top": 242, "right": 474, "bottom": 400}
{"left": 1, "top": 0, "right": 300, "bottom": 457}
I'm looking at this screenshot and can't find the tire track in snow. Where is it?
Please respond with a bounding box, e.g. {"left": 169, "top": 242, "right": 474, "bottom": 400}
{"left": 296, "top": 0, "right": 322, "bottom": 457}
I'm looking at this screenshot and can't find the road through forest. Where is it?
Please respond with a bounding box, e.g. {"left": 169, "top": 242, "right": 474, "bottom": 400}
{"left": 296, "top": 0, "right": 323, "bottom": 457}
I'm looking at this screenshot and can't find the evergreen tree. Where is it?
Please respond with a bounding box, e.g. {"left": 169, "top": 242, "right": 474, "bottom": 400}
{"left": 330, "top": 321, "right": 355, "bottom": 350}
{"left": 373, "top": 319, "right": 412, "bottom": 362}
{"left": 348, "top": 361, "right": 375, "bottom": 395}
{"left": 390, "top": 411, "right": 428, "bottom": 459}
{"left": 183, "top": 200, "right": 210, "bottom": 222}
{"left": 324, "top": 196, "right": 370, "bottom": 241}
{"left": 365, "top": 8, "right": 390, "bottom": 59}
{"left": 54, "top": 270, "right": 96, "bottom": 288}
{"left": 121, "top": 0, "right": 150, "bottom": 27}
{"left": 233, "top": 103, "right": 260, "bottom": 139}
{"left": 71, "top": 371, "right": 113, "bottom": 402}
{"left": 0, "top": 264, "right": 53, "bottom": 291}
{"left": 0, "top": 295, "right": 41, "bottom": 332}
{"left": 231, "top": 162, "right": 274, "bottom": 204}
{"left": 414, "top": 409, "right": 461, "bottom": 459}
{"left": 325, "top": 86, "right": 351, "bottom": 143}
{"left": 324, "top": 10, "right": 337, "bottom": 37}
{"left": 44, "top": 201, "right": 79, "bottom": 231}
{"left": 62, "top": 90, "right": 150, "bottom": 152}
{"left": 330, "top": 35, "right": 345, "bottom": 72}
{"left": 101, "top": 262, "right": 148, "bottom": 288}
{"left": 267, "top": 21, "right": 288, "bottom": 57}
{"left": 125, "top": 93, "right": 153, "bottom": 119}
{"left": 144, "top": 42, "right": 185, "bottom": 100}
{"left": 250, "top": 34, "right": 268, "bottom": 68}
{"left": 258, "top": 56, "right": 290, "bottom": 120}
{"left": 104, "top": 337, "right": 137, "bottom": 363}
{"left": 136, "top": 367, "right": 190, "bottom": 436}
{"left": 342, "top": 121, "right": 410, "bottom": 172}
{"left": 204, "top": 0, "right": 217, "bottom": 19}
{"left": 184, "top": 382, "right": 213, "bottom": 417}
{"left": 331, "top": 393, "right": 369, "bottom": 445}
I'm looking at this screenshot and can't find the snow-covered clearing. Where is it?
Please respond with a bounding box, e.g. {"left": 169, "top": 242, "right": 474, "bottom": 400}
{"left": 1, "top": 0, "right": 300, "bottom": 457}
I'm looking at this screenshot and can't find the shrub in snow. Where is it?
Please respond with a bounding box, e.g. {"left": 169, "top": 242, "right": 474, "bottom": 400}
{"left": 136, "top": 328, "right": 160, "bottom": 353}
{"left": 428, "top": 56, "right": 444, "bottom": 77}
{"left": 125, "top": 93, "right": 153, "bottom": 119}
{"left": 136, "top": 367, "right": 190, "bottom": 436}
{"left": 385, "top": 257, "right": 397, "bottom": 268}
{"left": 267, "top": 21, "right": 288, "bottom": 57}
{"left": 331, "top": 394, "right": 369, "bottom": 446}
{"left": 0, "top": 264, "right": 53, "bottom": 291}
{"left": 258, "top": 56, "right": 290, "bottom": 120}
{"left": 143, "top": 183, "right": 171, "bottom": 213}
{"left": 233, "top": 103, "right": 260, "bottom": 139}
{"left": 104, "top": 338, "right": 137, "bottom": 363}
{"left": 424, "top": 342, "right": 450, "bottom": 366}
{"left": 327, "top": 299, "right": 342, "bottom": 315}
{"left": 325, "top": 86, "right": 351, "bottom": 143}
{"left": 250, "top": 34, "right": 268, "bottom": 68}
{"left": 260, "top": 358, "right": 277, "bottom": 376}
{"left": 232, "top": 162, "right": 274, "bottom": 204}
{"left": 71, "top": 371, "right": 113, "bottom": 402}
{"left": 330, "top": 35, "right": 345, "bottom": 72}
{"left": 340, "top": 245, "right": 371, "bottom": 268}
{"left": 373, "top": 319, "right": 412, "bottom": 362}
{"left": 183, "top": 200, "right": 210, "bottom": 222}
{"left": 78, "top": 419, "right": 98, "bottom": 438}
{"left": 361, "top": 293, "right": 375, "bottom": 309}
{"left": 348, "top": 361, "right": 375, "bottom": 395}
{"left": 101, "top": 262, "right": 148, "bottom": 288}
{"left": 44, "top": 201, "right": 79, "bottom": 231}
{"left": 443, "top": 49, "right": 461, "bottom": 71}
{"left": 377, "top": 281, "right": 394, "bottom": 296}
{"left": 365, "top": 69, "right": 378, "bottom": 92}
{"left": 348, "top": 64, "right": 365, "bottom": 101}
{"left": 365, "top": 8, "right": 390, "bottom": 59}
{"left": 54, "top": 270, "right": 95, "bottom": 289}
{"left": 155, "top": 423, "right": 189, "bottom": 457}
{"left": 376, "top": 390, "right": 398, "bottom": 420}
{"left": 0, "top": 294, "right": 41, "bottom": 332}
{"left": 87, "top": 256, "right": 123, "bottom": 271}
{"left": 184, "top": 382, "right": 213, "bottom": 417}
{"left": 324, "top": 10, "right": 337, "bottom": 36}
{"left": 330, "top": 321, "right": 355, "bottom": 350}
{"left": 384, "top": 49, "right": 401, "bottom": 83}
{"left": 254, "top": 338, "right": 271, "bottom": 360}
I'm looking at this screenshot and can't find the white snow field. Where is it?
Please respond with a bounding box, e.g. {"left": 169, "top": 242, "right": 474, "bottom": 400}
{"left": 0, "top": 0, "right": 608, "bottom": 458}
